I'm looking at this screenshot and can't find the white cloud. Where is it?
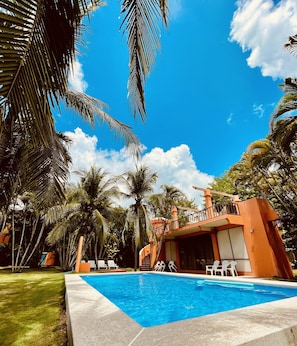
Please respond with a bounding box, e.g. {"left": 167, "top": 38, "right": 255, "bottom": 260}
{"left": 227, "top": 113, "right": 233, "bottom": 125}
{"left": 64, "top": 128, "right": 214, "bottom": 207}
{"left": 230, "top": 0, "right": 297, "bottom": 79}
{"left": 253, "top": 103, "right": 265, "bottom": 118}
{"left": 68, "top": 59, "right": 88, "bottom": 92}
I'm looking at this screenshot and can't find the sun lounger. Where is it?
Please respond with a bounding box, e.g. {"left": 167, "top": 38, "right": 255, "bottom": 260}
{"left": 89, "top": 260, "right": 97, "bottom": 271}
{"left": 107, "top": 259, "right": 119, "bottom": 269}
{"left": 98, "top": 260, "right": 107, "bottom": 269}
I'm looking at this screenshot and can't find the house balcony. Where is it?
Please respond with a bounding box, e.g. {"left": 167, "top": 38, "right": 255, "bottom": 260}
{"left": 166, "top": 202, "right": 244, "bottom": 238}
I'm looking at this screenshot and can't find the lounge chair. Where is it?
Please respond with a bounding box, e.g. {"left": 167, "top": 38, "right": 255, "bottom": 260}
{"left": 214, "top": 260, "right": 229, "bottom": 276}
{"left": 89, "top": 260, "right": 97, "bottom": 271}
{"left": 98, "top": 260, "right": 107, "bottom": 269}
{"left": 107, "top": 259, "right": 119, "bottom": 269}
{"left": 227, "top": 261, "right": 238, "bottom": 276}
{"left": 168, "top": 260, "right": 178, "bottom": 272}
{"left": 205, "top": 260, "right": 220, "bottom": 275}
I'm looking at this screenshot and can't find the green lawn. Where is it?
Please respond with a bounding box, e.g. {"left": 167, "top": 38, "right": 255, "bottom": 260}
{"left": 0, "top": 268, "right": 67, "bottom": 346}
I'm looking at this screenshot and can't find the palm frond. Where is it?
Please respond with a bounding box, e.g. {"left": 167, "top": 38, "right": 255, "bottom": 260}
{"left": 64, "top": 88, "right": 140, "bottom": 153}
{"left": 271, "top": 78, "right": 297, "bottom": 123}
{"left": 284, "top": 34, "right": 297, "bottom": 56}
{"left": 20, "top": 132, "right": 71, "bottom": 207}
{"left": 45, "top": 202, "right": 81, "bottom": 225}
{"left": 0, "top": 0, "right": 99, "bottom": 146}
{"left": 120, "top": 0, "right": 169, "bottom": 119}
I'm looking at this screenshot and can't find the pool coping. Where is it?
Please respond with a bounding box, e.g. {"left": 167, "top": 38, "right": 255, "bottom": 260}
{"left": 65, "top": 272, "right": 297, "bottom": 346}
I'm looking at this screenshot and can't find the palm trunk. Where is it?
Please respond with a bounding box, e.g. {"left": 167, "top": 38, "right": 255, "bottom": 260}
{"left": 20, "top": 220, "right": 45, "bottom": 270}
{"left": 11, "top": 211, "right": 15, "bottom": 272}
{"left": 15, "top": 215, "right": 27, "bottom": 269}
{"left": 134, "top": 240, "right": 138, "bottom": 271}
{"left": 14, "top": 217, "right": 38, "bottom": 272}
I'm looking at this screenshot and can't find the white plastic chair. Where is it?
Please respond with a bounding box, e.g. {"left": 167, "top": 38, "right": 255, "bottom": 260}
{"left": 107, "top": 259, "right": 119, "bottom": 269}
{"left": 154, "top": 261, "right": 161, "bottom": 271}
{"left": 227, "top": 261, "right": 238, "bottom": 276}
{"left": 168, "top": 260, "right": 178, "bottom": 272}
{"left": 205, "top": 260, "right": 220, "bottom": 275}
{"left": 159, "top": 261, "right": 166, "bottom": 272}
{"left": 97, "top": 260, "right": 107, "bottom": 269}
{"left": 154, "top": 261, "right": 166, "bottom": 271}
{"left": 214, "top": 260, "right": 229, "bottom": 276}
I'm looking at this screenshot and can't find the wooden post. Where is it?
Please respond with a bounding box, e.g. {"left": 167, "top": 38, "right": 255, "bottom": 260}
{"left": 75, "top": 236, "right": 84, "bottom": 273}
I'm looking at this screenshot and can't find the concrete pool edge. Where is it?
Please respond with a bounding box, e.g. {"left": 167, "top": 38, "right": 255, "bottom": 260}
{"left": 65, "top": 272, "right": 297, "bottom": 346}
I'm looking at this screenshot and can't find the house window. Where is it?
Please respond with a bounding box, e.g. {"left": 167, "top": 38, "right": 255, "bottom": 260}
{"left": 178, "top": 234, "right": 214, "bottom": 270}
{"left": 217, "top": 227, "right": 252, "bottom": 272}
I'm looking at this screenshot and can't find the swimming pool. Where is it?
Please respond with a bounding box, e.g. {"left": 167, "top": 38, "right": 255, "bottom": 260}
{"left": 81, "top": 273, "right": 297, "bottom": 327}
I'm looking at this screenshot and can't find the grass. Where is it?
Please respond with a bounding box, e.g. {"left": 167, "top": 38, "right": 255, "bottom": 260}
{"left": 0, "top": 268, "right": 67, "bottom": 346}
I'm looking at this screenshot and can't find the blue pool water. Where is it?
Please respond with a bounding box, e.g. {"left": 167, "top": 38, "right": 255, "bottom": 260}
{"left": 81, "top": 273, "right": 297, "bottom": 327}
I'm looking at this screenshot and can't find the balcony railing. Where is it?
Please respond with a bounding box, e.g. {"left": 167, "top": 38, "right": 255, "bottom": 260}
{"left": 179, "top": 202, "right": 240, "bottom": 226}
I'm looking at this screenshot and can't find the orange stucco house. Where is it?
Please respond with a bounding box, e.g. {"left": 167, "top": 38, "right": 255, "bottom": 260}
{"left": 139, "top": 187, "right": 293, "bottom": 279}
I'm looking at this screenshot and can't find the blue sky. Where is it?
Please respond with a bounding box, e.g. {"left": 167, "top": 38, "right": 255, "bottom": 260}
{"left": 54, "top": 0, "right": 297, "bottom": 205}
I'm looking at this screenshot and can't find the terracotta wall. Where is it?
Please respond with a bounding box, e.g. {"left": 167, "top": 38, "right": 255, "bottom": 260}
{"left": 237, "top": 198, "right": 292, "bottom": 278}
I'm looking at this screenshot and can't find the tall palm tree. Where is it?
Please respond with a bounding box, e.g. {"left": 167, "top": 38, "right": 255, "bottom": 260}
{"left": 46, "top": 166, "right": 119, "bottom": 270}
{"left": 120, "top": 164, "right": 158, "bottom": 270}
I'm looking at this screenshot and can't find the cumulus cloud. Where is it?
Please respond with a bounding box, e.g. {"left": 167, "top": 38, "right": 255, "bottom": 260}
{"left": 230, "top": 0, "right": 297, "bottom": 79}
{"left": 64, "top": 128, "right": 214, "bottom": 207}
{"left": 68, "top": 59, "right": 88, "bottom": 92}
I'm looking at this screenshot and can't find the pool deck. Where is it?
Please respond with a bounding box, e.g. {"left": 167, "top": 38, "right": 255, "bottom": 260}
{"left": 65, "top": 272, "right": 297, "bottom": 346}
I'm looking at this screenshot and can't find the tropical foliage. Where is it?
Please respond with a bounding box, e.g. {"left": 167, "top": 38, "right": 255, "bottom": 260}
{"left": 0, "top": 0, "right": 170, "bottom": 270}
{"left": 46, "top": 167, "right": 119, "bottom": 271}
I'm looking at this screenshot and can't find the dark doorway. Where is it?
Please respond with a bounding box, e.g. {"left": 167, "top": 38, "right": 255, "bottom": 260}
{"left": 178, "top": 234, "right": 214, "bottom": 270}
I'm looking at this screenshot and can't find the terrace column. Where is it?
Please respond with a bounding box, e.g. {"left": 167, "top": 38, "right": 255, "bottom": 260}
{"left": 171, "top": 206, "right": 179, "bottom": 230}
{"left": 75, "top": 236, "right": 84, "bottom": 273}
{"left": 204, "top": 189, "right": 213, "bottom": 218}
{"left": 232, "top": 195, "right": 241, "bottom": 202}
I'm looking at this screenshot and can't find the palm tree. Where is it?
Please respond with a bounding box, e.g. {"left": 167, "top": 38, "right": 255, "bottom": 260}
{"left": 149, "top": 184, "right": 187, "bottom": 219}
{"left": 120, "top": 164, "right": 158, "bottom": 270}
{"left": 46, "top": 166, "right": 119, "bottom": 270}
